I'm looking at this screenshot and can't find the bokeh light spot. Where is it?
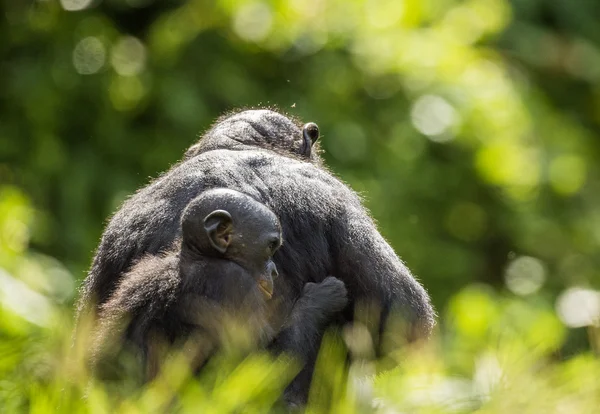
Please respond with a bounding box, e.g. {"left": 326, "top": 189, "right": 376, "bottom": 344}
{"left": 448, "top": 286, "right": 498, "bottom": 338}
{"left": 111, "top": 36, "right": 147, "bottom": 76}
{"left": 365, "top": 0, "right": 404, "bottom": 29}
{"left": 0, "top": 187, "right": 33, "bottom": 255}
{"left": 0, "top": 269, "right": 53, "bottom": 326}
{"left": 72, "top": 37, "right": 106, "bottom": 75}
{"left": 19, "top": 254, "right": 75, "bottom": 302}
{"left": 504, "top": 256, "right": 546, "bottom": 296}
{"left": 476, "top": 142, "right": 540, "bottom": 189}
{"left": 410, "top": 95, "right": 457, "bottom": 142}
{"left": 289, "top": 0, "right": 323, "bottom": 19}
{"left": 549, "top": 155, "right": 587, "bottom": 196}
{"left": 109, "top": 76, "right": 146, "bottom": 111}
{"left": 60, "top": 0, "right": 93, "bottom": 11}
{"left": 292, "top": 31, "right": 328, "bottom": 56}
{"left": 527, "top": 311, "right": 566, "bottom": 353}
{"left": 441, "top": 6, "right": 485, "bottom": 45}
{"left": 556, "top": 287, "right": 600, "bottom": 328}
{"left": 565, "top": 39, "right": 600, "bottom": 81}
{"left": 2, "top": 219, "right": 29, "bottom": 254}
{"left": 233, "top": 2, "right": 273, "bottom": 42}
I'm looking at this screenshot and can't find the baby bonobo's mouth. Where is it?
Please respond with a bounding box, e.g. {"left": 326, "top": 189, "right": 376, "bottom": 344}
{"left": 258, "top": 279, "right": 273, "bottom": 300}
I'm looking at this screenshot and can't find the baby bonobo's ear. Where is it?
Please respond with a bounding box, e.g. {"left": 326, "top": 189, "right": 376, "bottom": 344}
{"left": 203, "top": 210, "right": 233, "bottom": 254}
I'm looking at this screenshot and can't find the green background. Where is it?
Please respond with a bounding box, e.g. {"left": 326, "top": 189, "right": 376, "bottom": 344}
{"left": 2, "top": 0, "right": 600, "bottom": 412}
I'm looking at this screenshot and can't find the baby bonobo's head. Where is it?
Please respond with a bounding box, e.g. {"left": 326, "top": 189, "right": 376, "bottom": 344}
{"left": 181, "top": 189, "right": 282, "bottom": 300}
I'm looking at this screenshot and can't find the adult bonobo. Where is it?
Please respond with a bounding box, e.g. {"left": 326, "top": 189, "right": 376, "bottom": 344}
{"left": 91, "top": 189, "right": 348, "bottom": 384}
{"left": 76, "top": 109, "right": 435, "bottom": 401}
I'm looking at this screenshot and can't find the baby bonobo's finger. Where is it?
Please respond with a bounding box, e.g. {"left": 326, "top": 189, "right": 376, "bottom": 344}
{"left": 302, "top": 276, "right": 348, "bottom": 313}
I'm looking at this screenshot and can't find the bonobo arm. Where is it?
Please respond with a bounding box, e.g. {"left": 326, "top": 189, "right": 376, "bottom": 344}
{"left": 332, "top": 196, "right": 435, "bottom": 341}
{"left": 269, "top": 276, "right": 348, "bottom": 406}
{"left": 261, "top": 159, "right": 435, "bottom": 341}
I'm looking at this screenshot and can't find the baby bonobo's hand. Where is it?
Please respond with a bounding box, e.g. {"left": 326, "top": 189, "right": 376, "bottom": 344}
{"left": 302, "top": 276, "right": 348, "bottom": 315}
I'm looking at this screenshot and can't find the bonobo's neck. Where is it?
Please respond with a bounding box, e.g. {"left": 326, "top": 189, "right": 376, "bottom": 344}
{"left": 179, "top": 246, "right": 226, "bottom": 292}
{"left": 185, "top": 138, "right": 323, "bottom": 165}
{"left": 179, "top": 246, "right": 263, "bottom": 310}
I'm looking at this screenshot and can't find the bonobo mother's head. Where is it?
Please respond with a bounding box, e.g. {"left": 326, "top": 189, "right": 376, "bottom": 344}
{"left": 184, "top": 109, "right": 321, "bottom": 163}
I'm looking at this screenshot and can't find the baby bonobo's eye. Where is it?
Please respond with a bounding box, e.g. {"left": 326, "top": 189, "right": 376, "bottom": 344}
{"left": 267, "top": 237, "right": 281, "bottom": 255}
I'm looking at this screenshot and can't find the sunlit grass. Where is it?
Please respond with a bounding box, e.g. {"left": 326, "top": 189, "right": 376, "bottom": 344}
{"left": 1, "top": 187, "right": 600, "bottom": 412}
{"left": 2, "top": 285, "right": 600, "bottom": 413}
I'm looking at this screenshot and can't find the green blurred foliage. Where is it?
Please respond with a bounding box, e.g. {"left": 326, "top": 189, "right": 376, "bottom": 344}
{"left": 2, "top": 0, "right": 600, "bottom": 411}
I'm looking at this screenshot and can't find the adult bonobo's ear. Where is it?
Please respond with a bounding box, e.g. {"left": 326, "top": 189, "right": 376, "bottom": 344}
{"left": 303, "top": 123, "right": 320, "bottom": 145}
{"left": 203, "top": 210, "right": 233, "bottom": 254}
{"left": 300, "top": 122, "right": 319, "bottom": 156}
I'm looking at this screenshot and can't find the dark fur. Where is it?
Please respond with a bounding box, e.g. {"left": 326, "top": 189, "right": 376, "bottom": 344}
{"left": 78, "top": 109, "right": 435, "bottom": 402}
{"left": 92, "top": 256, "right": 348, "bottom": 388}
{"left": 91, "top": 191, "right": 348, "bottom": 404}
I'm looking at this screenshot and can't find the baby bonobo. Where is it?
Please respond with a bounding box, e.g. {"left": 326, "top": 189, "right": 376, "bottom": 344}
{"left": 178, "top": 186, "right": 282, "bottom": 306}
{"left": 91, "top": 188, "right": 348, "bottom": 397}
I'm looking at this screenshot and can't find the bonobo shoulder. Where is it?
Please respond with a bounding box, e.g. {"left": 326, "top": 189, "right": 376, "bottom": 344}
{"left": 98, "top": 147, "right": 362, "bottom": 263}
{"left": 183, "top": 149, "right": 346, "bottom": 188}
{"left": 186, "top": 150, "right": 363, "bottom": 212}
